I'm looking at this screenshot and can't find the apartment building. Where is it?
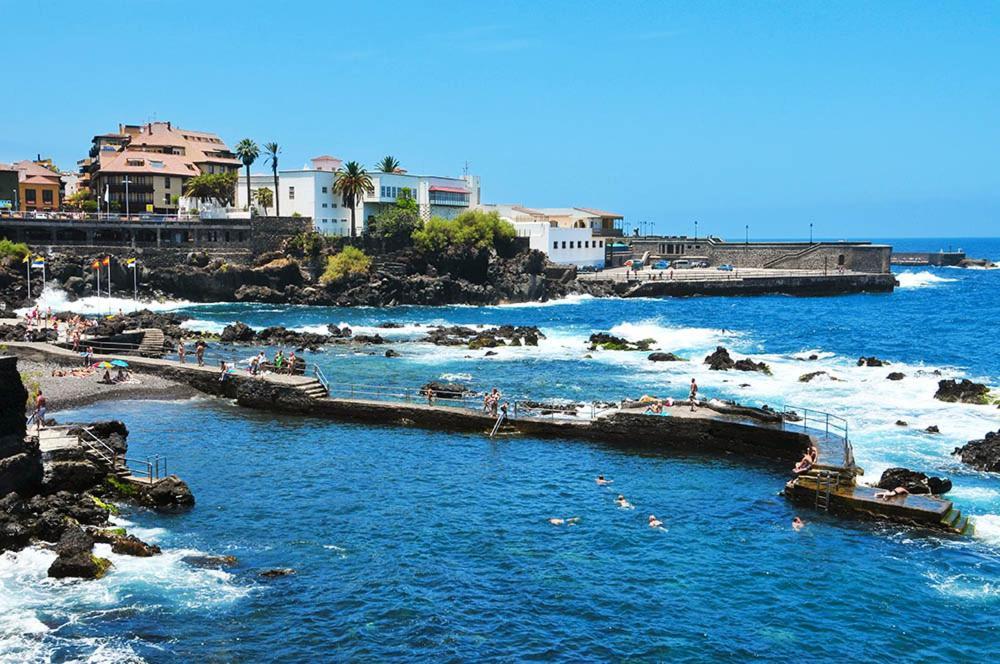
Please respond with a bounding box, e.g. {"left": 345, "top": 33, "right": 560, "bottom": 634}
{"left": 0, "top": 159, "right": 62, "bottom": 212}
{"left": 482, "top": 204, "right": 607, "bottom": 268}
{"left": 83, "top": 122, "right": 241, "bottom": 213}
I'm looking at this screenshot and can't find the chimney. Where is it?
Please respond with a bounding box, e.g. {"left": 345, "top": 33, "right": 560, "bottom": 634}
{"left": 167, "top": 121, "right": 171, "bottom": 130}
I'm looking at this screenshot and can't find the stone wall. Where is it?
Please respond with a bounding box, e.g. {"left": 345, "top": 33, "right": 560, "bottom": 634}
{"left": 0, "top": 356, "right": 42, "bottom": 496}
{"left": 249, "top": 216, "right": 313, "bottom": 254}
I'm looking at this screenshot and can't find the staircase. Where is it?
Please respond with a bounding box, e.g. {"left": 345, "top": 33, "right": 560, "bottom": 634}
{"left": 137, "top": 328, "right": 166, "bottom": 358}
{"left": 763, "top": 243, "right": 823, "bottom": 269}
{"left": 375, "top": 260, "right": 410, "bottom": 277}
{"left": 296, "top": 377, "right": 329, "bottom": 400}
{"left": 940, "top": 506, "right": 976, "bottom": 536}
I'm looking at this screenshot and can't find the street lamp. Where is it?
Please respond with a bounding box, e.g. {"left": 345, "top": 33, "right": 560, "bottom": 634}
{"left": 745, "top": 224, "right": 749, "bottom": 245}
{"left": 694, "top": 220, "right": 698, "bottom": 240}
{"left": 810, "top": 222, "right": 814, "bottom": 244}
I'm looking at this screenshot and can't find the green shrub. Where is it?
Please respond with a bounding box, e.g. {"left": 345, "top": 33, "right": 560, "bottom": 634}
{"left": 0, "top": 238, "right": 30, "bottom": 261}
{"left": 320, "top": 246, "right": 371, "bottom": 284}
{"left": 411, "top": 210, "right": 515, "bottom": 253}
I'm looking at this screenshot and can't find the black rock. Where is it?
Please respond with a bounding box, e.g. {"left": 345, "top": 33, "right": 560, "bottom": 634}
{"left": 704, "top": 346, "right": 735, "bottom": 370}
{"left": 182, "top": 554, "right": 238, "bottom": 569}
{"left": 877, "top": 467, "right": 952, "bottom": 495}
{"left": 934, "top": 379, "right": 991, "bottom": 404}
{"left": 886, "top": 372, "right": 905, "bottom": 381}
{"left": 925, "top": 425, "right": 940, "bottom": 434}
{"left": 648, "top": 352, "right": 683, "bottom": 362}
{"left": 220, "top": 321, "right": 256, "bottom": 343}
{"left": 138, "top": 476, "right": 195, "bottom": 512}
{"left": 260, "top": 568, "right": 295, "bottom": 578}
{"left": 420, "top": 382, "right": 470, "bottom": 399}
{"left": 857, "top": 356, "right": 887, "bottom": 367}
{"left": 895, "top": 420, "right": 908, "bottom": 426}
{"left": 953, "top": 430, "right": 1000, "bottom": 472}
{"left": 384, "top": 349, "right": 400, "bottom": 358}
{"left": 799, "top": 371, "right": 827, "bottom": 383}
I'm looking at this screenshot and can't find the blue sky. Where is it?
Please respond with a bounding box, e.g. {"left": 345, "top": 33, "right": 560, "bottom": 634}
{"left": 2, "top": 1, "right": 997, "bottom": 238}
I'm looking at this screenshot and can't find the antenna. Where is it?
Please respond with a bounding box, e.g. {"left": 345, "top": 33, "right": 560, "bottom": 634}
{"left": 462, "top": 160, "right": 470, "bottom": 176}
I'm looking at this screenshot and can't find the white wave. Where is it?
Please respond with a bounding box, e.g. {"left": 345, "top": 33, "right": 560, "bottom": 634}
{"left": 973, "top": 514, "right": 1000, "bottom": 547}
{"left": 493, "top": 293, "right": 597, "bottom": 308}
{"left": 947, "top": 487, "right": 1000, "bottom": 502}
{"left": 180, "top": 319, "right": 227, "bottom": 334}
{"left": 439, "top": 373, "right": 473, "bottom": 382}
{"left": 290, "top": 324, "right": 331, "bottom": 335}
{"left": 17, "top": 285, "right": 220, "bottom": 317}
{"left": 928, "top": 570, "right": 1000, "bottom": 599}
{"left": 607, "top": 320, "right": 736, "bottom": 352}
{"left": 894, "top": 271, "right": 958, "bottom": 289}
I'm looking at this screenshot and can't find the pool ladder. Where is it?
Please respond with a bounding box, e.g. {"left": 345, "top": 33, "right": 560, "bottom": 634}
{"left": 813, "top": 470, "right": 840, "bottom": 512}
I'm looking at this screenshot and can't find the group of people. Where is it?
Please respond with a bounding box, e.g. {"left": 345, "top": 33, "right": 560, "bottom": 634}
{"left": 482, "top": 388, "right": 508, "bottom": 418}
{"left": 548, "top": 475, "right": 666, "bottom": 531}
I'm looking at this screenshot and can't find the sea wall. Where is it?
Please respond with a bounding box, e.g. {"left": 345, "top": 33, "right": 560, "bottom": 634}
{"left": 621, "top": 240, "right": 892, "bottom": 273}
{"left": 622, "top": 273, "right": 896, "bottom": 298}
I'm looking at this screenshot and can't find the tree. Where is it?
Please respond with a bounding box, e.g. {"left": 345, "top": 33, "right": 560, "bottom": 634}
{"left": 64, "top": 188, "right": 92, "bottom": 210}
{"left": 264, "top": 142, "right": 281, "bottom": 216}
{"left": 254, "top": 187, "right": 273, "bottom": 215}
{"left": 369, "top": 206, "right": 421, "bottom": 252}
{"left": 183, "top": 172, "right": 239, "bottom": 206}
{"left": 395, "top": 187, "right": 418, "bottom": 213}
{"left": 320, "top": 246, "right": 371, "bottom": 284}
{"left": 411, "top": 209, "right": 516, "bottom": 253}
{"left": 376, "top": 155, "right": 400, "bottom": 173}
{"left": 333, "top": 161, "right": 375, "bottom": 238}
{"left": 235, "top": 138, "right": 259, "bottom": 211}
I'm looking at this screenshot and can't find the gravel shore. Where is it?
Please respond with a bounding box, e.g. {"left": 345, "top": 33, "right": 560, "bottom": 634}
{"left": 18, "top": 359, "right": 199, "bottom": 414}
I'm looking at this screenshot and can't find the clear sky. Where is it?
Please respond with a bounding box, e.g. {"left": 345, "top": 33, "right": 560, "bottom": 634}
{"left": 2, "top": 1, "right": 997, "bottom": 238}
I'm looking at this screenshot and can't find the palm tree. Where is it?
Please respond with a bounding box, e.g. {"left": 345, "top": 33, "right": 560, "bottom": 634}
{"left": 333, "top": 161, "right": 375, "bottom": 238}
{"left": 376, "top": 155, "right": 400, "bottom": 173}
{"left": 264, "top": 142, "right": 281, "bottom": 216}
{"left": 235, "top": 139, "right": 259, "bottom": 212}
{"left": 254, "top": 187, "right": 273, "bottom": 216}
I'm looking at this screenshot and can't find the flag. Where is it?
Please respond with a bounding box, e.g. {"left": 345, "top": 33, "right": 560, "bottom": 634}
{"left": 101, "top": 256, "right": 110, "bottom": 266}
{"left": 103, "top": 184, "right": 109, "bottom": 203}
{"left": 30, "top": 255, "right": 45, "bottom": 269}
{"left": 91, "top": 259, "right": 100, "bottom": 270}
{"left": 125, "top": 258, "right": 137, "bottom": 268}
{"left": 21, "top": 253, "right": 30, "bottom": 263}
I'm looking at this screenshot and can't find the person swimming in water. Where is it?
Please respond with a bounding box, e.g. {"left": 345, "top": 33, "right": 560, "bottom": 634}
{"left": 596, "top": 475, "right": 612, "bottom": 485}
{"left": 549, "top": 517, "right": 581, "bottom": 526}
{"left": 792, "top": 516, "right": 805, "bottom": 531}
{"left": 615, "top": 495, "right": 634, "bottom": 509}
{"left": 648, "top": 515, "right": 664, "bottom": 528}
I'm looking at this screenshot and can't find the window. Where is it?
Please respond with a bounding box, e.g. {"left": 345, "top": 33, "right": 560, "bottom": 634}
{"left": 569, "top": 241, "right": 574, "bottom": 249}
{"left": 561, "top": 241, "right": 566, "bottom": 249}
{"left": 381, "top": 186, "right": 387, "bottom": 197}
{"left": 289, "top": 186, "right": 295, "bottom": 199}
{"left": 553, "top": 241, "right": 558, "bottom": 250}
{"left": 164, "top": 192, "right": 171, "bottom": 204}
{"left": 322, "top": 186, "right": 328, "bottom": 193}
{"left": 599, "top": 241, "right": 604, "bottom": 248}
{"left": 332, "top": 203, "right": 337, "bottom": 208}
{"left": 322, "top": 203, "right": 328, "bottom": 208}
{"left": 25, "top": 189, "right": 36, "bottom": 203}
{"left": 165, "top": 177, "right": 171, "bottom": 189}
{"left": 585, "top": 241, "right": 589, "bottom": 248}
{"left": 42, "top": 189, "right": 53, "bottom": 204}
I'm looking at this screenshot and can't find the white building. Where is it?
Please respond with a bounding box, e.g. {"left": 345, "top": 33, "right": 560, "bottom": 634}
{"left": 483, "top": 204, "right": 606, "bottom": 268}
{"left": 237, "top": 155, "right": 482, "bottom": 236}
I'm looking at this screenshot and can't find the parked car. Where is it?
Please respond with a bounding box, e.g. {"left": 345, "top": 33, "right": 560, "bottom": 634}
{"left": 670, "top": 259, "right": 691, "bottom": 269}
{"left": 717, "top": 264, "right": 734, "bottom": 271}
{"left": 653, "top": 260, "right": 671, "bottom": 270}
{"left": 694, "top": 260, "right": 710, "bottom": 268}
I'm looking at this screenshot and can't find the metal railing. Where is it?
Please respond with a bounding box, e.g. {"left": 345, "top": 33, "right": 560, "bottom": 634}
{"left": 578, "top": 267, "right": 857, "bottom": 283}
{"left": 778, "top": 403, "right": 853, "bottom": 469}
{"left": 122, "top": 454, "right": 168, "bottom": 483}
{"left": 312, "top": 365, "right": 330, "bottom": 393}
{"left": 0, "top": 211, "right": 249, "bottom": 224}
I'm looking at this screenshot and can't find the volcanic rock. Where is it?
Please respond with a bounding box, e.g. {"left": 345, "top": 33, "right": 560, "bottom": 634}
{"left": 220, "top": 322, "right": 256, "bottom": 343}
{"left": 876, "top": 467, "right": 952, "bottom": 495}
{"left": 799, "top": 371, "right": 827, "bottom": 383}
{"left": 420, "top": 382, "right": 470, "bottom": 399}
{"left": 857, "top": 356, "right": 887, "bottom": 367}
{"left": 886, "top": 372, "right": 905, "bottom": 381}
{"left": 953, "top": 430, "right": 1000, "bottom": 472}
{"left": 925, "top": 425, "right": 940, "bottom": 434}
{"left": 648, "top": 352, "right": 683, "bottom": 362}
{"left": 137, "top": 476, "right": 195, "bottom": 512}
{"left": 704, "top": 346, "right": 735, "bottom": 370}
{"left": 260, "top": 568, "right": 296, "bottom": 578}
{"left": 934, "top": 379, "right": 991, "bottom": 404}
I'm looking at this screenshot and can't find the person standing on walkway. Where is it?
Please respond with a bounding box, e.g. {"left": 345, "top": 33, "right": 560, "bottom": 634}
{"left": 178, "top": 341, "right": 186, "bottom": 364}
{"left": 195, "top": 341, "right": 206, "bottom": 367}
{"left": 32, "top": 390, "right": 47, "bottom": 433}
{"left": 689, "top": 378, "right": 698, "bottom": 412}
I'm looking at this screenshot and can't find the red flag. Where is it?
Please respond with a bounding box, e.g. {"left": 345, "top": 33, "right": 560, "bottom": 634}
{"left": 101, "top": 256, "right": 110, "bottom": 266}
{"left": 91, "top": 260, "right": 100, "bottom": 270}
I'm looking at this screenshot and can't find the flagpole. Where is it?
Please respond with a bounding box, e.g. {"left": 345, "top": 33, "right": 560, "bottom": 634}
{"left": 25, "top": 256, "right": 31, "bottom": 302}
{"left": 132, "top": 261, "right": 138, "bottom": 302}
{"left": 96, "top": 262, "right": 100, "bottom": 301}
{"left": 41, "top": 255, "right": 45, "bottom": 289}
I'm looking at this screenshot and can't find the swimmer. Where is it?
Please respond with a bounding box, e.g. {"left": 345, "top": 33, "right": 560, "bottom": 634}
{"left": 596, "top": 475, "right": 612, "bottom": 485}
{"left": 792, "top": 516, "right": 805, "bottom": 531}
{"left": 549, "top": 517, "right": 581, "bottom": 526}
{"left": 648, "top": 515, "right": 663, "bottom": 528}
{"left": 615, "top": 495, "right": 634, "bottom": 509}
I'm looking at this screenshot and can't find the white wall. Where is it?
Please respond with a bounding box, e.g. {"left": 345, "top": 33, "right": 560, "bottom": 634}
{"left": 238, "top": 171, "right": 354, "bottom": 236}
{"left": 512, "top": 221, "right": 605, "bottom": 268}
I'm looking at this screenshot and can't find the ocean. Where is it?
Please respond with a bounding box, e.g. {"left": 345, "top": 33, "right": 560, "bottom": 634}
{"left": 3, "top": 237, "right": 999, "bottom": 662}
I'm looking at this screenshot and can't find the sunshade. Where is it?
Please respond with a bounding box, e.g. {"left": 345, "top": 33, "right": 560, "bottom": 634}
{"left": 94, "top": 361, "right": 115, "bottom": 369}
{"left": 110, "top": 359, "right": 129, "bottom": 367}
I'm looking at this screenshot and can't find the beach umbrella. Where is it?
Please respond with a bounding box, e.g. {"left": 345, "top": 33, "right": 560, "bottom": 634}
{"left": 94, "top": 361, "right": 114, "bottom": 369}
{"left": 110, "top": 359, "right": 129, "bottom": 368}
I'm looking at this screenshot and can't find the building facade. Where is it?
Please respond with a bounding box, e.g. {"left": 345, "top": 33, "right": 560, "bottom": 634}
{"left": 237, "top": 156, "right": 482, "bottom": 236}
{"left": 1, "top": 160, "right": 62, "bottom": 212}
{"left": 82, "top": 122, "right": 241, "bottom": 214}
{"left": 482, "top": 204, "right": 608, "bottom": 268}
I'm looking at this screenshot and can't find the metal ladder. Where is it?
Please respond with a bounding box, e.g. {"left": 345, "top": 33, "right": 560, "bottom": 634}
{"left": 489, "top": 413, "right": 506, "bottom": 438}
{"left": 814, "top": 471, "right": 838, "bottom": 511}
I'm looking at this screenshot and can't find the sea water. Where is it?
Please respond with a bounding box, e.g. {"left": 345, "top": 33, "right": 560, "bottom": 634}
{"left": 3, "top": 238, "right": 1000, "bottom": 661}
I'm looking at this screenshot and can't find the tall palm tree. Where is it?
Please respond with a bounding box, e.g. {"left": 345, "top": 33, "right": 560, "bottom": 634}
{"left": 264, "top": 142, "right": 281, "bottom": 216}
{"left": 333, "top": 161, "right": 375, "bottom": 238}
{"left": 254, "top": 187, "right": 273, "bottom": 216}
{"left": 235, "top": 139, "right": 259, "bottom": 212}
{"left": 376, "top": 155, "right": 400, "bottom": 173}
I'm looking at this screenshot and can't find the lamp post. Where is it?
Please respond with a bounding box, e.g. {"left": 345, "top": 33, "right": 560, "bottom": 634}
{"left": 810, "top": 222, "right": 814, "bottom": 244}
{"left": 13, "top": 188, "right": 18, "bottom": 213}
{"left": 694, "top": 220, "right": 698, "bottom": 240}
{"left": 123, "top": 176, "right": 132, "bottom": 219}
{"left": 745, "top": 224, "right": 749, "bottom": 245}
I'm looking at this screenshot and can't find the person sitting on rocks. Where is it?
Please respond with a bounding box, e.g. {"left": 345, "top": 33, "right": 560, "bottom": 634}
{"left": 100, "top": 369, "right": 113, "bottom": 384}
{"left": 874, "top": 486, "right": 910, "bottom": 500}
{"left": 793, "top": 447, "right": 817, "bottom": 474}
{"left": 219, "top": 361, "right": 230, "bottom": 382}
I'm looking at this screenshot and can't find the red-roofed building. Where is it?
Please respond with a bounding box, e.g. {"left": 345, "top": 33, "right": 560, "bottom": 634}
{"left": 3, "top": 159, "right": 62, "bottom": 212}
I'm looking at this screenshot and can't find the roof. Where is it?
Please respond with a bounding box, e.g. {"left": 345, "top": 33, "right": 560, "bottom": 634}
{"left": 574, "top": 207, "right": 623, "bottom": 218}
{"left": 9, "top": 160, "right": 62, "bottom": 185}
{"left": 429, "top": 185, "right": 469, "bottom": 194}
{"left": 97, "top": 150, "right": 199, "bottom": 177}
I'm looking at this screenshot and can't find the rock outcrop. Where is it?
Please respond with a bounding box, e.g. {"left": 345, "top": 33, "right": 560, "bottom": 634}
{"left": 704, "top": 347, "right": 771, "bottom": 374}
{"left": 886, "top": 372, "right": 905, "bottom": 381}
{"left": 934, "top": 379, "right": 991, "bottom": 404}
{"left": 47, "top": 524, "right": 112, "bottom": 580}
{"left": 420, "top": 382, "right": 470, "bottom": 399}
{"left": 648, "top": 352, "right": 684, "bottom": 362}
{"left": 857, "top": 356, "right": 887, "bottom": 367}
{"left": 876, "top": 467, "right": 952, "bottom": 495}
{"left": 588, "top": 333, "right": 654, "bottom": 352}
{"left": 953, "top": 430, "right": 1000, "bottom": 472}
{"left": 0, "top": 356, "right": 43, "bottom": 498}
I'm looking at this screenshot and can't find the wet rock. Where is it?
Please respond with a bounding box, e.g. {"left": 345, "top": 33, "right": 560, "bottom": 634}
{"left": 925, "top": 425, "right": 940, "bottom": 434}
{"left": 182, "top": 554, "right": 238, "bottom": 569}
{"left": 648, "top": 352, "right": 683, "bottom": 362}
{"left": 42, "top": 461, "right": 105, "bottom": 495}
{"left": 353, "top": 334, "right": 385, "bottom": 345}
{"left": 137, "top": 476, "right": 195, "bottom": 512}
{"left": 857, "top": 356, "right": 887, "bottom": 367}
{"left": 48, "top": 524, "right": 111, "bottom": 579}
{"left": 896, "top": 420, "right": 908, "bottom": 426}
{"left": 799, "top": 371, "right": 827, "bottom": 383}
{"left": 468, "top": 334, "right": 503, "bottom": 350}
{"left": 588, "top": 333, "right": 654, "bottom": 352}
{"left": 420, "top": 382, "right": 470, "bottom": 399}
{"left": 260, "top": 568, "right": 295, "bottom": 578}
{"left": 934, "top": 379, "right": 991, "bottom": 404}
{"left": 220, "top": 321, "right": 256, "bottom": 343}
{"left": 484, "top": 350, "right": 498, "bottom": 356}
{"left": 110, "top": 534, "right": 161, "bottom": 557}
{"left": 953, "top": 430, "right": 1000, "bottom": 472}
{"left": 877, "top": 467, "right": 952, "bottom": 495}
{"left": 378, "top": 322, "right": 405, "bottom": 329}
{"left": 886, "top": 372, "right": 905, "bottom": 381}
{"left": 704, "top": 346, "right": 735, "bottom": 370}
{"left": 733, "top": 358, "right": 771, "bottom": 374}
{"left": 326, "top": 325, "right": 352, "bottom": 338}
{"left": 384, "top": 349, "right": 400, "bottom": 358}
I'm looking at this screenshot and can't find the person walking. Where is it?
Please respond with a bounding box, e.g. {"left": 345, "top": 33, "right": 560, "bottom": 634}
{"left": 178, "top": 341, "right": 187, "bottom": 364}
{"left": 689, "top": 378, "right": 699, "bottom": 412}
{"left": 195, "top": 341, "right": 206, "bottom": 367}
{"left": 32, "top": 389, "right": 47, "bottom": 433}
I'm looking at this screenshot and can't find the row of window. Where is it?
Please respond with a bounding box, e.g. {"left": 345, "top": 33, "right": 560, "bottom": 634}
{"left": 381, "top": 186, "right": 414, "bottom": 199}
{"left": 428, "top": 191, "right": 468, "bottom": 204}
{"left": 100, "top": 175, "right": 173, "bottom": 188}
{"left": 23, "top": 189, "right": 55, "bottom": 204}
{"left": 318, "top": 218, "right": 348, "bottom": 224}
{"left": 553, "top": 239, "right": 605, "bottom": 250}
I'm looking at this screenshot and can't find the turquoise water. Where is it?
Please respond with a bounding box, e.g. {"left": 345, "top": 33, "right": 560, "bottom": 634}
{"left": 3, "top": 238, "right": 1000, "bottom": 662}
